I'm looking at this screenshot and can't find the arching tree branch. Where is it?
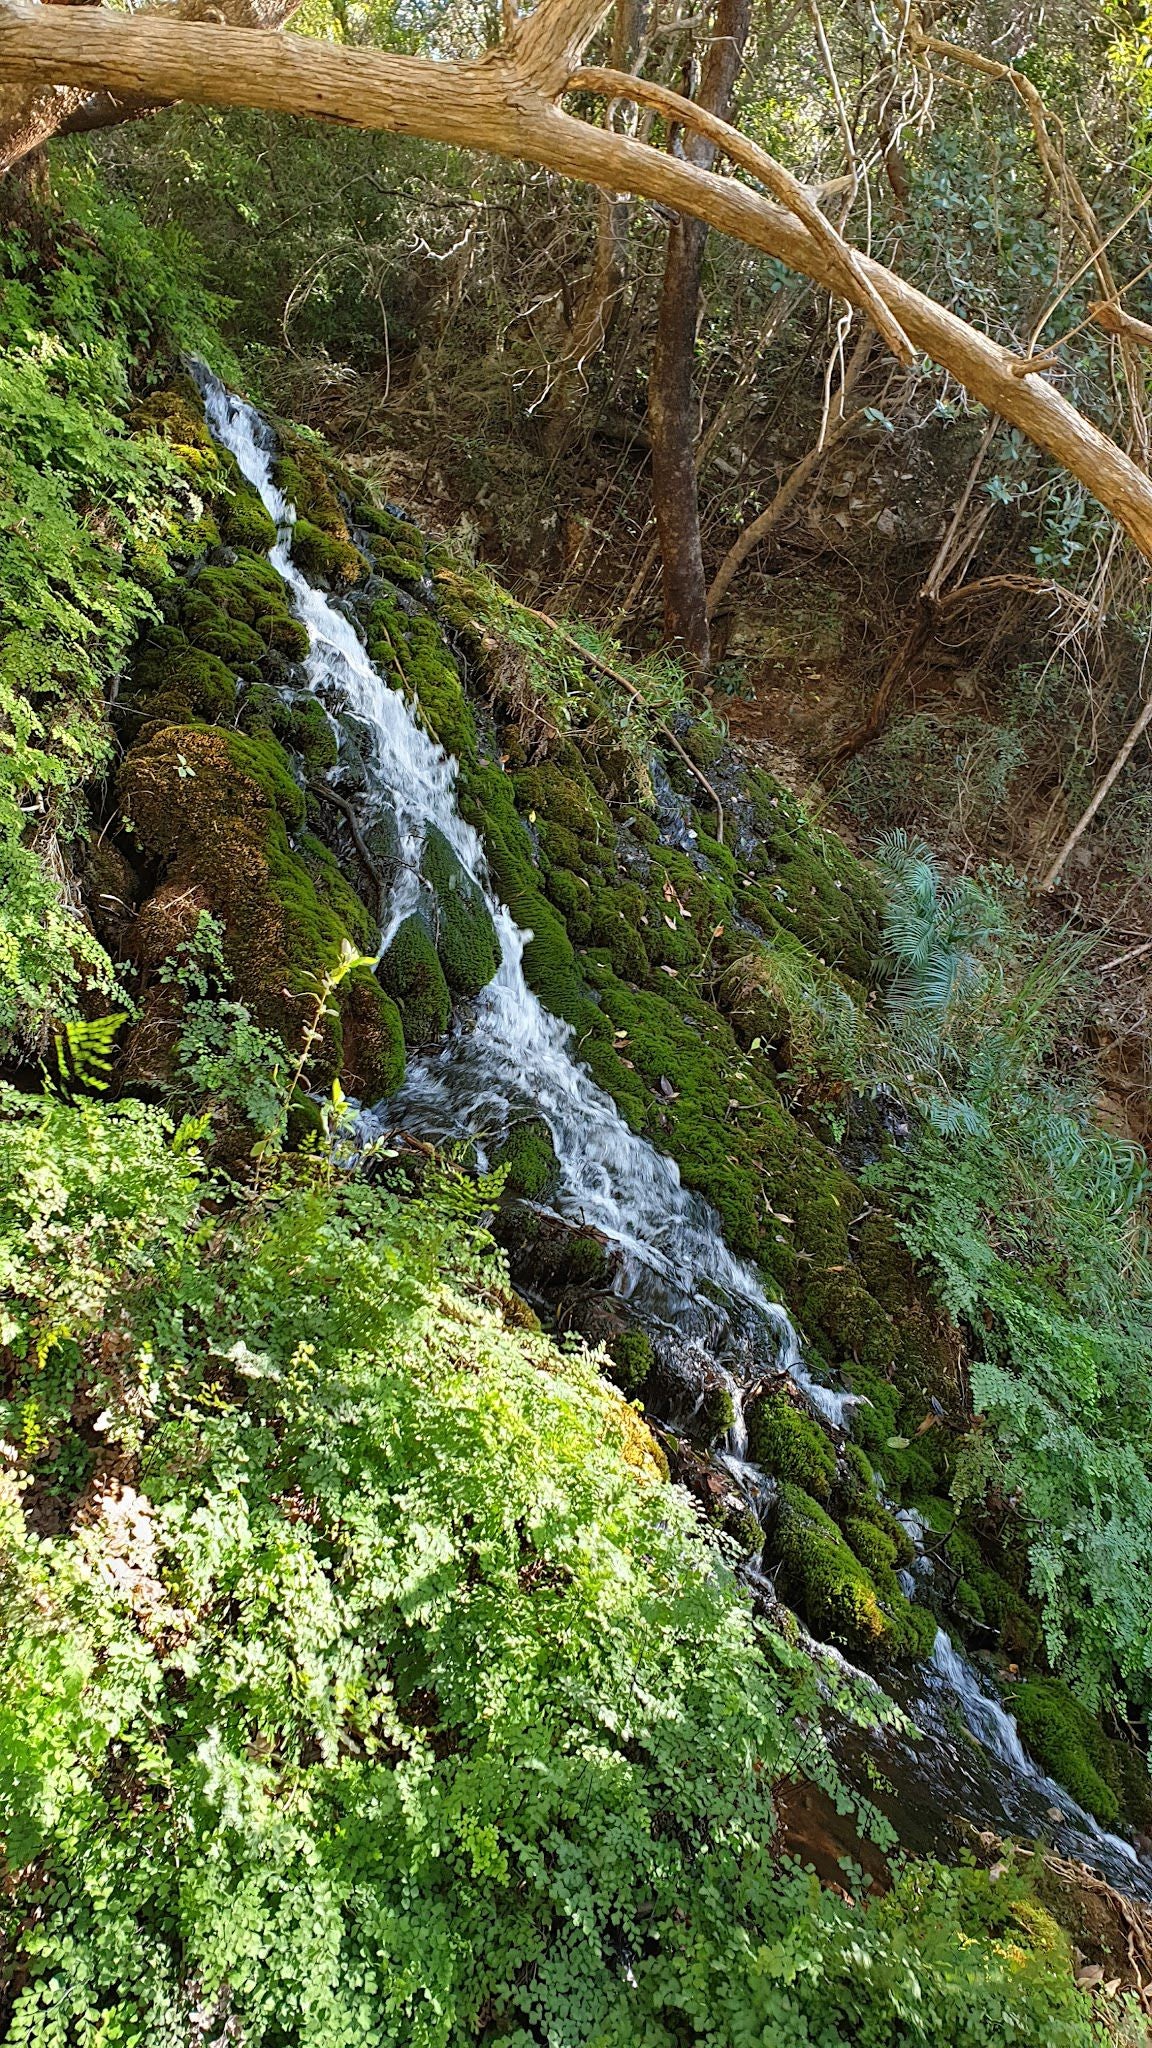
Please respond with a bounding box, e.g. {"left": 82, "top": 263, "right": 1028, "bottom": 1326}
{"left": 3, "top": 0, "right": 1152, "bottom": 575}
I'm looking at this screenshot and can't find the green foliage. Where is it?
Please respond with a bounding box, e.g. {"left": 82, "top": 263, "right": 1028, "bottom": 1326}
{"left": 868, "top": 850, "right": 1152, "bottom": 1705}
{"left": 874, "top": 831, "right": 1002, "bottom": 1016}
{"left": 0, "top": 1090, "right": 1106, "bottom": 2048}
{"left": 50, "top": 1012, "right": 126, "bottom": 1096}
{"left": 159, "top": 910, "right": 290, "bottom": 1134}
{"left": 0, "top": 1084, "right": 203, "bottom": 1363}
{"left": 0, "top": 176, "right": 230, "bottom": 1056}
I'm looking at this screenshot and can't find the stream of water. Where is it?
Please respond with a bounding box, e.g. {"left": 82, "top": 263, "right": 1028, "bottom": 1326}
{"left": 195, "top": 366, "right": 1152, "bottom": 1905}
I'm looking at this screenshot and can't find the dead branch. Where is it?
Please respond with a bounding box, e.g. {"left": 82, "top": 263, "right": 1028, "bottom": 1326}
{"left": 1038, "top": 687, "right": 1152, "bottom": 892}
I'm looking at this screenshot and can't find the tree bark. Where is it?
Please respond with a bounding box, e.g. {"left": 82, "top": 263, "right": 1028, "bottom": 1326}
{"left": 0, "top": 0, "right": 299, "bottom": 166}
{"left": 5, "top": 0, "right": 1152, "bottom": 584}
{"left": 648, "top": 0, "right": 750, "bottom": 668}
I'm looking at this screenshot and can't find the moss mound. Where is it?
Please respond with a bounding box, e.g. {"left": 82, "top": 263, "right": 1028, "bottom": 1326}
{"left": 1012, "top": 1678, "right": 1131, "bottom": 1829}
{"left": 118, "top": 725, "right": 388, "bottom": 1091}
{"left": 421, "top": 825, "right": 501, "bottom": 998}
{"left": 747, "top": 1395, "right": 837, "bottom": 1499}
{"left": 376, "top": 914, "right": 451, "bottom": 1048}
{"left": 607, "top": 1327, "right": 654, "bottom": 1395}
{"left": 494, "top": 1115, "right": 560, "bottom": 1201}
{"left": 772, "top": 1484, "right": 891, "bottom": 1657}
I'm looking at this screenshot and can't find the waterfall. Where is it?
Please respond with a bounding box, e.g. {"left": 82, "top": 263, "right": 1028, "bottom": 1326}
{"left": 193, "top": 371, "right": 1152, "bottom": 1904}
{"left": 194, "top": 368, "right": 856, "bottom": 1432}
{"left": 928, "top": 1629, "right": 1139, "bottom": 1867}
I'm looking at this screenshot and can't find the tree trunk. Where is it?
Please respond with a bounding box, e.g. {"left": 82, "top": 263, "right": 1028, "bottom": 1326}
{"left": 648, "top": 0, "right": 750, "bottom": 669}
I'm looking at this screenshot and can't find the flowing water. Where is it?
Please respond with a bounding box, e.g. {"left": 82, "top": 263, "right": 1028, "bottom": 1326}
{"left": 195, "top": 366, "right": 1152, "bottom": 1903}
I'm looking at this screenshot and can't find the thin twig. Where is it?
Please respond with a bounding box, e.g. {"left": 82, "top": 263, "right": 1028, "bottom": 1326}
{"left": 518, "top": 602, "right": 726, "bottom": 841}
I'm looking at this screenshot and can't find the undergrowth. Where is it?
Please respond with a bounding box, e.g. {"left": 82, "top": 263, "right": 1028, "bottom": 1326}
{"left": 0, "top": 1077, "right": 1112, "bottom": 2048}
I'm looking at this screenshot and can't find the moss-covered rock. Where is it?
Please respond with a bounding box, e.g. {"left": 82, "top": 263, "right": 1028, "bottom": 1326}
{"left": 606, "top": 1327, "right": 654, "bottom": 1396}
{"left": 746, "top": 1395, "right": 837, "bottom": 1499}
{"left": 129, "top": 629, "right": 238, "bottom": 723}
{"left": 242, "top": 686, "right": 339, "bottom": 777}
{"left": 293, "top": 518, "right": 366, "bottom": 589}
{"left": 772, "top": 1484, "right": 891, "bottom": 1657}
{"left": 336, "top": 966, "right": 405, "bottom": 1102}
{"left": 118, "top": 724, "right": 381, "bottom": 1091}
{"left": 377, "top": 914, "right": 451, "bottom": 1049}
{"left": 421, "top": 825, "right": 500, "bottom": 998}
{"left": 494, "top": 1116, "right": 560, "bottom": 1201}
{"left": 1011, "top": 1679, "right": 1124, "bottom": 1828}
{"left": 218, "top": 483, "right": 277, "bottom": 555}
{"left": 366, "top": 590, "right": 477, "bottom": 763}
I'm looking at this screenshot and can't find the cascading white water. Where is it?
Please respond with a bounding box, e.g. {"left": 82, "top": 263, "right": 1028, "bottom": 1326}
{"left": 928, "top": 1629, "right": 1138, "bottom": 1866}
{"left": 194, "top": 367, "right": 856, "bottom": 1432}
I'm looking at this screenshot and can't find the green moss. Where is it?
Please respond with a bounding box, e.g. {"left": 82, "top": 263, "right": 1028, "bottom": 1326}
{"left": 563, "top": 1231, "right": 613, "bottom": 1291}
{"left": 366, "top": 591, "right": 477, "bottom": 763}
{"left": 272, "top": 434, "right": 350, "bottom": 538}
{"left": 119, "top": 726, "right": 361, "bottom": 1087}
{"left": 130, "top": 630, "right": 237, "bottom": 721}
{"left": 218, "top": 484, "right": 277, "bottom": 555}
{"left": 298, "top": 832, "right": 378, "bottom": 954}
{"left": 285, "top": 1089, "right": 326, "bottom": 1152}
{"left": 242, "top": 686, "right": 339, "bottom": 776}
{"left": 544, "top": 867, "right": 594, "bottom": 942}
{"left": 606, "top": 1328, "right": 653, "bottom": 1395}
{"left": 494, "top": 1116, "right": 560, "bottom": 1201}
{"left": 514, "top": 761, "right": 613, "bottom": 865}
{"left": 746, "top": 1395, "right": 836, "bottom": 1499}
{"left": 737, "top": 770, "right": 887, "bottom": 983}
{"left": 132, "top": 378, "right": 217, "bottom": 463}
{"left": 421, "top": 825, "right": 500, "bottom": 999}
{"left": 772, "top": 1484, "right": 891, "bottom": 1658}
{"left": 587, "top": 885, "right": 650, "bottom": 982}
{"left": 335, "top": 966, "right": 405, "bottom": 1102}
{"left": 376, "top": 915, "right": 451, "bottom": 1049}
{"left": 1011, "top": 1680, "right": 1122, "bottom": 1827}
{"left": 844, "top": 1516, "right": 898, "bottom": 1576}
{"left": 293, "top": 518, "right": 366, "bottom": 589}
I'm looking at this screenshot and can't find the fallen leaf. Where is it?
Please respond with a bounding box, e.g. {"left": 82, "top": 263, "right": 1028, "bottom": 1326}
{"left": 658, "top": 1076, "right": 679, "bottom": 1100}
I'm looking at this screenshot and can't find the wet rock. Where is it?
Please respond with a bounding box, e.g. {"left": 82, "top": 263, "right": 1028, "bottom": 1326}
{"left": 663, "top": 1433, "right": 764, "bottom": 1555}
{"left": 494, "top": 1204, "right": 618, "bottom": 1302}
{"left": 645, "top": 1335, "right": 736, "bottom": 1449}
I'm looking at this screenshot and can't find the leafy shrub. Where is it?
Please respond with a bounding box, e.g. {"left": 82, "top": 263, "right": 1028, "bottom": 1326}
{"left": 0, "top": 1094, "right": 1106, "bottom": 2048}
